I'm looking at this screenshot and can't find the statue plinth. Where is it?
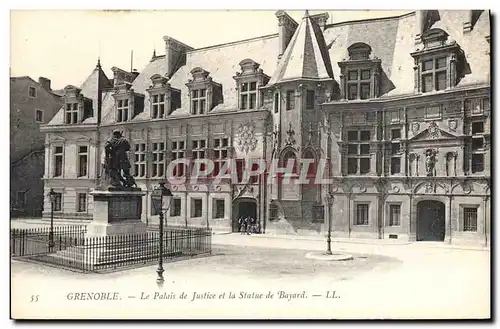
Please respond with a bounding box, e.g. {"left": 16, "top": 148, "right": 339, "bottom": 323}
{"left": 86, "top": 187, "right": 147, "bottom": 237}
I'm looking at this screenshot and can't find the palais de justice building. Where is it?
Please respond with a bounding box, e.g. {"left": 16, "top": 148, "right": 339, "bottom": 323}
{"left": 41, "top": 10, "right": 491, "bottom": 245}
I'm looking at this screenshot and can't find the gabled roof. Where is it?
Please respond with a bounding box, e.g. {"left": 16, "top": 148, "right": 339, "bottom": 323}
{"left": 268, "top": 10, "right": 334, "bottom": 85}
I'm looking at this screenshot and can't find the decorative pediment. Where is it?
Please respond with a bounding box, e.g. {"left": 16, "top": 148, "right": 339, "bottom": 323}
{"left": 410, "top": 122, "right": 457, "bottom": 141}
{"left": 114, "top": 82, "right": 134, "bottom": 95}
{"left": 233, "top": 184, "right": 258, "bottom": 200}
{"left": 75, "top": 134, "right": 91, "bottom": 142}
{"left": 414, "top": 181, "right": 450, "bottom": 194}
{"left": 149, "top": 74, "right": 170, "bottom": 89}
{"left": 238, "top": 58, "right": 261, "bottom": 75}
{"left": 189, "top": 67, "right": 210, "bottom": 82}
{"left": 347, "top": 42, "right": 372, "bottom": 60}
{"left": 50, "top": 134, "right": 66, "bottom": 143}
{"left": 63, "top": 85, "right": 82, "bottom": 96}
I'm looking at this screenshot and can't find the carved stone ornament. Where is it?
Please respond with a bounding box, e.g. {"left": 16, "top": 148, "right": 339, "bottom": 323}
{"left": 428, "top": 121, "right": 440, "bottom": 139}
{"left": 237, "top": 123, "right": 257, "bottom": 154}
{"left": 424, "top": 182, "right": 435, "bottom": 193}
{"left": 393, "top": 186, "right": 400, "bottom": 193}
{"left": 411, "top": 122, "right": 420, "bottom": 134}
{"left": 463, "top": 184, "right": 472, "bottom": 195}
{"left": 285, "top": 123, "right": 296, "bottom": 146}
{"left": 448, "top": 119, "right": 457, "bottom": 132}
{"left": 359, "top": 185, "right": 367, "bottom": 193}
{"left": 425, "top": 149, "right": 438, "bottom": 176}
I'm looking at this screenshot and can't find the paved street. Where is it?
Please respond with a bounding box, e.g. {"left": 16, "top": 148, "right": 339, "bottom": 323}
{"left": 11, "top": 230, "right": 490, "bottom": 320}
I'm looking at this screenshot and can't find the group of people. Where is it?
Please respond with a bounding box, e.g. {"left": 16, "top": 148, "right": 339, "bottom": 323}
{"left": 238, "top": 216, "right": 260, "bottom": 235}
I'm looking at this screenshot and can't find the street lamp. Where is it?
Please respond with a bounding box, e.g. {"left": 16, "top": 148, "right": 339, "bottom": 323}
{"left": 47, "top": 188, "right": 56, "bottom": 251}
{"left": 325, "top": 191, "right": 334, "bottom": 255}
{"left": 151, "top": 182, "right": 173, "bottom": 285}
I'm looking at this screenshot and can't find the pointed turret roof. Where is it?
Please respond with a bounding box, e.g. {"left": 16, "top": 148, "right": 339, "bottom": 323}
{"left": 268, "top": 10, "right": 334, "bottom": 85}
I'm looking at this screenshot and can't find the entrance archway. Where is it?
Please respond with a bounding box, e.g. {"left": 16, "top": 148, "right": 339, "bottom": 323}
{"left": 417, "top": 200, "right": 446, "bottom": 241}
{"left": 232, "top": 198, "right": 258, "bottom": 232}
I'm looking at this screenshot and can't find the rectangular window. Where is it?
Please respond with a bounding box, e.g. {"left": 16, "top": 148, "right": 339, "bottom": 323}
{"left": 360, "top": 83, "right": 370, "bottom": 100}
{"left": 346, "top": 69, "right": 372, "bottom": 100}
{"left": 359, "top": 158, "right": 370, "bottom": 174}
{"left": 151, "top": 142, "right": 165, "bottom": 177}
{"left": 391, "top": 157, "right": 401, "bottom": 174}
{"left": 361, "top": 69, "right": 371, "bottom": 80}
{"left": 472, "top": 138, "right": 484, "bottom": 151}
{"left": 347, "top": 158, "right": 358, "bottom": 175}
{"left": 191, "top": 88, "right": 206, "bottom": 114}
{"left": 213, "top": 137, "right": 230, "bottom": 177}
{"left": 65, "top": 103, "right": 79, "bottom": 124}
{"left": 435, "top": 71, "right": 447, "bottom": 91}
{"left": 16, "top": 191, "right": 26, "bottom": 208}
{"left": 356, "top": 204, "right": 369, "bottom": 225}
{"left": 421, "top": 56, "right": 448, "bottom": 93}
{"left": 214, "top": 199, "right": 225, "bottom": 219}
{"left": 463, "top": 207, "right": 478, "bottom": 232}
{"left": 360, "top": 130, "right": 370, "bottom": 141}
{"left": 346, "top": 130, "right": 371, "bottom": 175}
{"left": 54, "top": 146, "right": 63, "bottom": 177}
{"left": 348, "top": 70, "right": 358, "bottom": 80}
{"left": 389, "top": 204, "right": 401, "bottom": 226}
{"left": 391, "top": 129, "right": 401, "bottom": 140}
{"left": 286, "top": 90, "right": 295, "bottom": 111}
{"left": 77, "top": 193, "right": 87, "bottom": 212}
{"left": 348, "top": 84, "right": 358, "bottom": 100}
{"left": 133, "top": 143, "right": 147, "bottom": 177}
{"left": 422, "top": 74, "right": 433, "bottom": 93}
{"left": 472, "top": 122, "right": 484, "bottom": 134}
{"left": 117, "top": 99, "right": 129, "bottom": 122}
{"left": 35, "top": 109, "right": 44, "bottom": 123}
{"left": 171, "top": 140, "right": 185, "bottom": 177}
{"left": 151, "top": 93, "right": 166, "bottom": 119}
{"left": 53, "top": 192, "right": 62, "bottom": 212}
{"left": 29, "top": 86, "right": 37, "bottom": 98}
{"left": 347, "top": 131, "right": 358, "bottom": 141}
{"left": 391, "top": 143, "right": 401, "bottom": 155}
{"left": 192, "top": 198, "right": 203, "bottom": 218}
{"left": 306, "top": 90, "right": 315, "bottom": 109}
{"left": 240, "top": 82, "right": 258, "bottom": 110}
{"left": 78, "top": 146, "right": 88, "bottom": 177}
{"left": 170, "top": 198, "right": 181, "bottom": 217}
{"left": 471, "top": 154, "right": 484, "bottom": 173}
{"left": 274, "top": 93, "right": 279, "bottom": 113}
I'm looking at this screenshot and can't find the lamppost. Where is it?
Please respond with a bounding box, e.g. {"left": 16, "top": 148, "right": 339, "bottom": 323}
{"left": 47, "top": 188, "right": 56, "bottom": 251}
{"left": 151, "top": 182, "right": 173, "bottom": 285}
{"left": 326, "top": 191, "right": 334, "bottom": 255}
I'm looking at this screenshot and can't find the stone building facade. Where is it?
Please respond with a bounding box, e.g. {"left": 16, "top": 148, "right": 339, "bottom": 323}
{"left": 11, "top": 76, "right": 63, "bottom": 217}
{"left": 41, "top": 10, "right": 490, "bottom": 245}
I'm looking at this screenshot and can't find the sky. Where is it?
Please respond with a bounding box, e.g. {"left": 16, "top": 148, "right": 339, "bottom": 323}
{"left": 10, "top": 10, "right": 411, "bottom": 90}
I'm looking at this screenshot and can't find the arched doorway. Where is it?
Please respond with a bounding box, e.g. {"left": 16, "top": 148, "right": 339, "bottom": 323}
{"left": 417, "top": 200, "right": 446, "bottom": 241}
{"left": 232, "top": 198, "right": 258, "bottom": 232}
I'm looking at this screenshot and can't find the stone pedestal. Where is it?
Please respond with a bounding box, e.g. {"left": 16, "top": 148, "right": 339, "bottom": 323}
{"left": 86, "top": 187, "right": 147, "bottom": 237}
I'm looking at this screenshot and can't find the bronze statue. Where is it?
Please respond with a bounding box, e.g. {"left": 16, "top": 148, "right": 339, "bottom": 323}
{"left": 104, "top": 130, "right": 137, "bottom": 188}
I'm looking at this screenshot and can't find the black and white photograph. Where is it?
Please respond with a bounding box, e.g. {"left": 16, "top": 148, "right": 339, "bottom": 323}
{"left": 8, "top": 6, "right": 492, "bottom": 320}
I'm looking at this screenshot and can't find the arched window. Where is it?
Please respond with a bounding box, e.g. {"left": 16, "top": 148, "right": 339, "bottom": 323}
{"left": 282, "top": 150, "right": 298, "bottom": 174}
{"left": 302, "top": 149, "right": 316, "bottom": 177}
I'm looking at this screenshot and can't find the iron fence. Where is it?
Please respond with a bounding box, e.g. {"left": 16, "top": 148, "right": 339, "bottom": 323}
{"left": 11, "top": 225, "right": 212, "bottom": 273}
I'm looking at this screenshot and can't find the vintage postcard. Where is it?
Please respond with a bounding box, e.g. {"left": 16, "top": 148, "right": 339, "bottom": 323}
{"left": 9, "top": 8, "right": 491, "bottom": 320}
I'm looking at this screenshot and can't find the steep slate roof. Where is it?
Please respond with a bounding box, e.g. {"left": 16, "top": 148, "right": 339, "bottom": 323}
{"left": 268, "top": 10, "right": 334, "bottom": 85}
{"left": 47, "top": 10, "right": 491, "bottom": 126}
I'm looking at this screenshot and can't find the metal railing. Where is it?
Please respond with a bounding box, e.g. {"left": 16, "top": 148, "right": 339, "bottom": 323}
{"left": 11, "top": 225, "right": 212, "bottom": 273}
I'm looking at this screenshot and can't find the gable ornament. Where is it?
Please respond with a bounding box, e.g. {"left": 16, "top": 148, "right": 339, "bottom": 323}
{"left": 428, "top": 121, "right": 440, "bottom": 139}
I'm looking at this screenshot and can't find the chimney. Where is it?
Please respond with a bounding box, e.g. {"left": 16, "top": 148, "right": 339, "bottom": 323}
{"left": 310, "top": 12, "right": 329, "bottom": 31}
{"left": 38, "top": 77, "right": 51, "bottom": 91}
{"left": 275, "top": 11, "right": 299, "bottom": 60}
{"left": 163, "top": 36, "right": 194, "bottom": 78}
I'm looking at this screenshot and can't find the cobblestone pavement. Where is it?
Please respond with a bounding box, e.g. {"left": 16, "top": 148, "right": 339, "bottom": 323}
{"left": 11, "top": 231, "right": 490, "bottom": 320}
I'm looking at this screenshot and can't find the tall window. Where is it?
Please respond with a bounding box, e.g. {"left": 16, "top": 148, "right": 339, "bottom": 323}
{"left": 191, "top": 198, "right": 203, "bottom": 218}
{"left": 286, "top": 90, "right": 295, "bottom": 111}
{"left": 134, "top": 143, "right": 147, "bottom": 177}
{"left": 214, "top": 199, "right": 225, "bottom": 219}
{"left": 53, "top": 146, "right": 63, "bottom": 177}
{"left": 347, "top": 69, "right": 371, "bottom": 100}
{"left": 274, "top": 93, "right": 279, "bottom": 113}
{"left": 213, "top": 137, "right": 229, "bottom": 176}
{"left": 35, "top": 109, "right": 44, "bottom": 123}
{"left": 65, "top": 103, "right": 78, "bottom": 124}
{"left": 390, "top": 128, "right": 401, "bottom": 175}
{"left": 170, "top": 198, "right": 182, "bottom": 217}
{"left": 421, "top": 56, "right": 447, "bottom": 93}
{"left": 117, "top": 99, "right": 129, "bottom": 122}
{"left": 78, "top": 146, "right": 88, "bottom": 177}
{"left": 471, "top": 120, "right": 485, "bottom": 173}
{"left": 29, "top": 86, "right": 37, "bottom": 98}
{"left": 151, "top": 93, "right": 166, "bottom": 119}
{"left": 347, "top": 130, "right": 371, "bottom": 175}
{"left": 171, "top": 140, "right": 185, "bottom": 177}
{"left": 306, "top": 90, "right": 315, "bottom": 109}
{"left": 192, "top": 139, "right": 207, "bottom": 173}
{"left": 151, "top": 142, "right": 165, "bottom": 177}
{"left": 240, "top": 82, "right": 257, "bottom": 110}
{"left": 356, "top": 203, "right": 369, "bottom": 225}
{"left": 77, "top": 193, "right": 87, "bottom": 212}
{"left": 463, "top": 207, "right": 478, "bottom": 232}
{"left": 53, "top": 192, "right": 62, "bottom": 212}
{"left": 389, "top": 204, "right": 401, "bottom": 226}
{"left": 191, "top": 89, "right": 206, "bottom": 115}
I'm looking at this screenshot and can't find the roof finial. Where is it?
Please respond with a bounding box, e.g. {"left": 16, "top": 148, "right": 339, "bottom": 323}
{"left": 96, "top": 57, "right": 101, "bottom": 69}
{"left": 152, "top": 48, "right": 156, "bottom": 59}
{"left": 304, "top": 10, "right": 310, "bottom": 18}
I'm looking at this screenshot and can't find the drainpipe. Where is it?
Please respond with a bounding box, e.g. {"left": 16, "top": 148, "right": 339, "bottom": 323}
{"left": 448, "top": 194, "right": 452, "bottom": 245}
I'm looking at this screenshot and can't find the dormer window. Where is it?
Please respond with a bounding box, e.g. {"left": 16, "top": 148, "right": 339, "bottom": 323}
{"left": 186, "top": 67, "right": 222, "bottom": 115}
{"left": 411, "top": 28, "right": 464, "bottom": 94}
{"left": 338, "top": 43, "right": 381, "bottom": 100}
{"left": 147, "top": 74, "right": 180, "bottom": 119}
{"left": 113, "top": 82, "right": 145, "bottom": 123}
{"left": 63, "top": 85, "right": 93, "bottom": 124}
{"left": 233, "top": 58, "right": 270, "bottom": 111}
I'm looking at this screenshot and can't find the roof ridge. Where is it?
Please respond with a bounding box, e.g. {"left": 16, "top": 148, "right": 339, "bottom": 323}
{"left": 325, "top": 11, "right": 415, "bottom": 29}
{"left": 188, "top": 33, "right": 278, "bottom": 53}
